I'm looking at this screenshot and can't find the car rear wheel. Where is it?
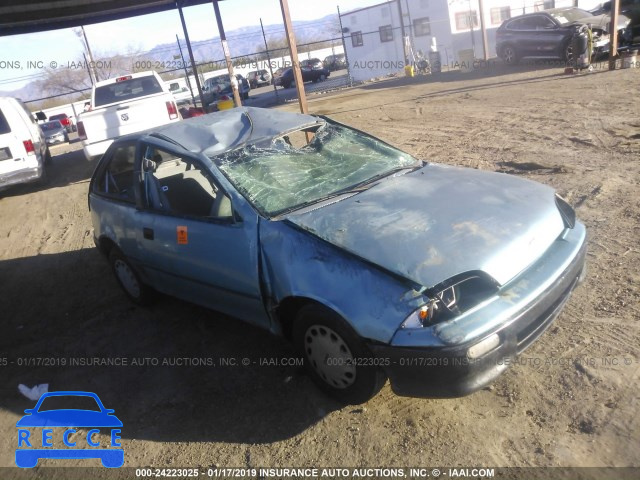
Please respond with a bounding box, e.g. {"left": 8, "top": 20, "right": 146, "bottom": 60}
{"left": 502, "top": 45, "right": 519, "bottom": 65}
{"left": 293, "top": 304, "right": 386, "bottom": 404}
{"left": 109, "top": 249, "right": 151, "bottom": 305}
{"left": 319, "top": 74, "right": 326, "bottom": 81}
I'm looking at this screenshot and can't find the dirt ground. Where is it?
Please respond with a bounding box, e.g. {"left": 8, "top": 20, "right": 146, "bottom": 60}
{"left": 1, "top": 62, "right": 639, "bottom": 476}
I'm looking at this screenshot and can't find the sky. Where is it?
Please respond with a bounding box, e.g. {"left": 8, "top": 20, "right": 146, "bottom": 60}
{"left": 0, "top": 0, "right": 382, "bottom": 91}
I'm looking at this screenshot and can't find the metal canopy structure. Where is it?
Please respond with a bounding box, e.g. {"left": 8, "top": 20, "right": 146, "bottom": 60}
{"left": 1, "top": 0, "right": 309, "bottom": 113}
{"left": 0, "top": 0, "right": 214, "bottom": 37}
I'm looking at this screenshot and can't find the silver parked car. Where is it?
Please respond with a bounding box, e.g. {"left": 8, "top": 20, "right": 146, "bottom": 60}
{"left": 40, "top": 120, "right": 69, "bottom": 145}
{"left": 89, "top": 107, "right": 586, "bottom": 404}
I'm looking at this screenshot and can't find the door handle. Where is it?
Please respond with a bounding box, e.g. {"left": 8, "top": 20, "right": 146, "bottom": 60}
{"left": 143, "top": 227, "right": 154, "bottom": 240}
{"left": 116, "top": 105, "right": 130, "bottom": 111}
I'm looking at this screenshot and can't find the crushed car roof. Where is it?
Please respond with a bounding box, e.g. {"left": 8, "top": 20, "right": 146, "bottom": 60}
{"left": 147, "top": 107, "right": 324, "bottom": 157}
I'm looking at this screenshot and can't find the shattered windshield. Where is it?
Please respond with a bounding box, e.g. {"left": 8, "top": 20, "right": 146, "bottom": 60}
{"left": 213, "top": 123, "right": 420, "bottom": 217}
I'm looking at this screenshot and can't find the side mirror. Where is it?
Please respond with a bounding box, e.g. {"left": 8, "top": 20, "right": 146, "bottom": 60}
{"left": 24, "top": 409, "right": 34, "bottom": 414}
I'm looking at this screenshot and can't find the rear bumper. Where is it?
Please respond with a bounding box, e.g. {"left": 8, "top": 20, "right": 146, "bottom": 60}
{"left": 0, "top": 163, "right": 43, "bottom": 189}
{"left": 371, "top": 223, "right": 587, "bottom": 398}
{"left": 82, "top": 139, "right": 113, "bottom": 162}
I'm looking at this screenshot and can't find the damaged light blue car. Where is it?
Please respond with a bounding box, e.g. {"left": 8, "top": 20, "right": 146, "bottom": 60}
{"left": 89, "top": 107, "right": 586, "bottom": 404}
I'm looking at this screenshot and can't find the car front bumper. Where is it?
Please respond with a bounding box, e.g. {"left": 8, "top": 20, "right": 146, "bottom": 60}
{"left": 370, "top": 222, "right": 587, "bottom": 398}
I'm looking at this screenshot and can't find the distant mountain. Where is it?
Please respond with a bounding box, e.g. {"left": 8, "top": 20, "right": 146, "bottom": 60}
{"left": 148, "top": 14, "right": 340, "bottom": 64}
{"left": 0, "top": 14, "right": 341, "bottom": 104}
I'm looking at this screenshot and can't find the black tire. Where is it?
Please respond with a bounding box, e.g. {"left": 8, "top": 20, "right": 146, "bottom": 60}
{"left": 44, "top": 147, "right": 52, "bottom": 165}
{"left": 293, "top": 304, "right": 386, "bottom": 404}
{"left": 109, "top": 248, "right": 151, "bottom": 305}
{"left": 319, "top": 74, "right": 326, "bottom": 81}
{"left": 64, "top": 133, "right": 69, "bottom": 143}
{"left": 501, "top": 45, "right": 519, "bottom": 65}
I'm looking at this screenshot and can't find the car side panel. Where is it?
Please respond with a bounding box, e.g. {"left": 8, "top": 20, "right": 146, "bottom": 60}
{"left": 258, "top": 219, "right": 425, "bottom": 344}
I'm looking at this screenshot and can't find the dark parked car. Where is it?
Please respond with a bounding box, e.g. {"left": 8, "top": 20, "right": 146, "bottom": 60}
{"left": 323, "top": 54, "right": 347, "bottom": 71}
{"left": 49, "top": 113, "right": 76, "bottom": 133}
{"left": 496, "top": 8, "right": 631, "bottom": 64}
{"left": 40, "top": 120, "right": 69, "bottom": 145}
{"left": 592, "top": 0, "right": 640, "bottom": 40}
{"left": 247, "top": 69, "right": 272, "bottom": 88}
{"left": 274, "top": 65, "right": 330, "bottom": 89}
{"left": 89, "top": 107, "right": 586, "bottom": 404}
{"left": 202, "top": 74, "right": 250, "bottom": 108}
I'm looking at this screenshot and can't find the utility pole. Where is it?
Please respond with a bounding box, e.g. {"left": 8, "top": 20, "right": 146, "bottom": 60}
{"left": 260, "top": 18, "right": 279, "bottom": 101}
{"left": 75, "top": 26, "right": 98, "bottom": 84}
{"left": 176, "top": 35, "right": 197, "bottom": 106}
{"left": 478, "top": 0, "right": 489, "bottom": 61}
{"left": 279, "top": 0, "right": 309, "bottom": 115}
{"left": 396, "top": 0, "right": 409, "bottom": 65}
{"left": 82, "top": 52, "right": 95, "bottom": 86}
{"left": 212, "top": 0, "right": 242, "bottom": 107}
{"left": 177, "top": 1, "right": 204, "bottom": 108}
{"left": 608, "top": 0, "right": 620, "bottom": 70}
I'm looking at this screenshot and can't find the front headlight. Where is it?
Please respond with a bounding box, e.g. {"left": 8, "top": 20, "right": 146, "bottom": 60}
{"left": 400, "top": 274, "right": 499, "bottom": 329}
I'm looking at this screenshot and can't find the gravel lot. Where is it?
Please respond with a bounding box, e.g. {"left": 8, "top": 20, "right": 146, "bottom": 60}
{"left": 1, "top": 62, "right": 638, "bottom": 476}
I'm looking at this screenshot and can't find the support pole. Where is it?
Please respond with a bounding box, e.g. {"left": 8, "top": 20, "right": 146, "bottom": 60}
{"left": 176, "top": 34, "right": 197, "bottom": 106}
{"left": 608, "top": 0, "right": 620, "bottom": 70}
{"left": 212, "top": 0, "right": 242, "bottom": 107}
{"left": 337, "top": 5, "right": 352, "bottom": 87}
{"left": 279, "top": 0, "right": 309, "bottom": 115}
{"left": 177, "top": 1, "right": 204, "bottom": 108}
{"left": 260, "top": 18, "right": 279, "bottom": 101}
{"left": 396, "top": 0, "right": 409, "bottom": 65}
{"left": 478, "top": 0, "right": 489, "bottom": 61}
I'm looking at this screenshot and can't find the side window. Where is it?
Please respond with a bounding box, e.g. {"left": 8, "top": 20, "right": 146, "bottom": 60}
{"left": 142, "top": 147, "right": 233, "bottom": 220}
{"left": 529, "top": 16, "right": 555, "bottom": 29}
{"left": 95, "top": 143, "right": 136, "bottom": 203}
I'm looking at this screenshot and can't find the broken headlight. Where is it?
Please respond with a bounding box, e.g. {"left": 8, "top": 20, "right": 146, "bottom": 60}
{"left": 401, "top": 275, "right": 499, "bottom": 329}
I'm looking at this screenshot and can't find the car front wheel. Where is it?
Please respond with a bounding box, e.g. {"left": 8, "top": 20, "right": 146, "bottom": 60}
{"left": 502, "top": 45, "right": 519, "bottom": 65}
{"left": 293, "top": 304, "right": 386, "bottom": 404}
{"left": 109, "top": 248, "right": 151, "bottom": 305}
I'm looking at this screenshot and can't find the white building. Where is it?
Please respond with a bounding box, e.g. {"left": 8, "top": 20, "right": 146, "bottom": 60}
{"left": 340, "top": 0, "right": 602, "bottom": 81}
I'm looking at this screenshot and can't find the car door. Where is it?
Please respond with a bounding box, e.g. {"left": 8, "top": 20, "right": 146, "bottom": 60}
{"left": 90, "top": 141, "right": 141, "bottom": 263}
{"left": 528, "top": 15, "right": 565, "bottom": 55}
{"left": 133, "top": 139, "right": 270, "bottom": 328}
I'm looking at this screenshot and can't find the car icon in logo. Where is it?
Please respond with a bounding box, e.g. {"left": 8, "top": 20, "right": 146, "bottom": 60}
{"left": 16, "top": 391, "right": 123, "bottom": 468}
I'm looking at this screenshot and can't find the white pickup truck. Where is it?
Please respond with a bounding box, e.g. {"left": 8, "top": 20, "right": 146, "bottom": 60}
{"left": 77, "top": 71, "right": 180, "bottom": 161}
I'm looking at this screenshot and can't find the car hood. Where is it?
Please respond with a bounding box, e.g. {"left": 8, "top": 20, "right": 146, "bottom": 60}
{"left": 286, "top": 164, "right": 565, "bottom": 288}
{"left": 576, "top": 13, "right": 630, "bottom": 31}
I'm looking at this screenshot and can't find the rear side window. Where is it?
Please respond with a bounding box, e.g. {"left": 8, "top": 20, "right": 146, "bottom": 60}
{"left": 0, "top": 109, "right": 10, "bottom": 134}
{"left": 95, "top": 143, "right": 137, "bottom": 203}
{"left": 94, "top": 76, "right": 163, "bottom": 107}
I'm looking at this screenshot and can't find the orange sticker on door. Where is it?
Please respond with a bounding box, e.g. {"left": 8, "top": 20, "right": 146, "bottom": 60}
{"left": 177, "top": 226, "right": 188, "bottom": 244}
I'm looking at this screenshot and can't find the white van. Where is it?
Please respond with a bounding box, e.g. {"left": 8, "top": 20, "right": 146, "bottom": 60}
{"left": 0, "top": 97, "right": 50, "bottom": 189}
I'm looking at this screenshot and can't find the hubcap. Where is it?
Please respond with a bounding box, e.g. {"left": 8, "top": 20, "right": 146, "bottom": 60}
{"left": 505, "top": 48, "right": 514, "bottom": 63}
{"left": 114, "top": 259, "right": 141, "bottom": 298}
{"left": 304, "top": 325, "right": 356, "bottom": 389}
